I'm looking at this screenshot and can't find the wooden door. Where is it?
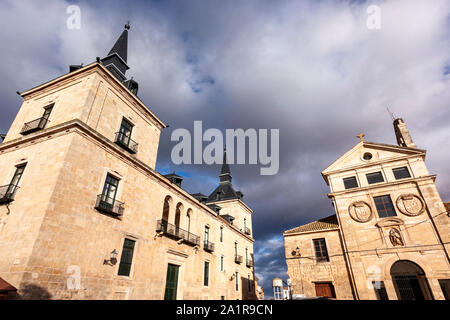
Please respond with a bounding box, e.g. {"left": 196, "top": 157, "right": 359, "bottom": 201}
{"left": 315, "top": 282, "right": 336, "bottom": 298}
{"left": 164, "top": 264, "right": 179, "bottom": 300}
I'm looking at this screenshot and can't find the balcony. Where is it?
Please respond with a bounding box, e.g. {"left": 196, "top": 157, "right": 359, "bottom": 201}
{"left": 0, "top": 185, "right": 18, "bottom": 204}
{"left": 20, "top": 117, "right": 50, "bottom": 135}
{"left": 244, "top": 227, "right": 251, "bottom": 235}
{"left": 114, "top": 132, "right": 138, "bottom": 154}
{"left": 156, "top": 220, "right": 200, "bottom": 246}
{"left": 235, "top": 255, "right": 243, "bottom": 264}
{"left": 94, "top": 194, "right": 124, "bottom": 217}
{"left": 246, "top": 259, "right": 253, "bottom": 268}
{"left": 204, "top": 240, "right": 215, "bottom": 253}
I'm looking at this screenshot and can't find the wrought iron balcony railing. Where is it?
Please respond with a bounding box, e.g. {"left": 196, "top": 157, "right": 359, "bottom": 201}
{"left": 244, "top": 227, "right": 251, "bottom": 235}
{"left": 114, "top": 132, "right": 138, "bottom": 154}
{"left": 156, "top": 220, "right": 200, "bottom": 246}
{"left": 204, "top": 240, "right": 215, "bottom": 253}
{"left": 20, "top": 117, "right": 49, "bottom": 135}
{"left": 235, "top": 255, "right": 243, "bottom": 264}
{"left": 94, "top": 194, "right": 124, "bottom": 217}
{"left": 0, "top": 184, "right": 18, "bottom": 204}
{"left": 246, "top": 259, "right": 253, "bottom": 268}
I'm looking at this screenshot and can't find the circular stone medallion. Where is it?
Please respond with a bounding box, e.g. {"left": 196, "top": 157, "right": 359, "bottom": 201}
{"left": 348, "top": 201, "right": 373, "bottom": 223}
{"left": 396, "top": 194, "right": 425, "bottom": 216}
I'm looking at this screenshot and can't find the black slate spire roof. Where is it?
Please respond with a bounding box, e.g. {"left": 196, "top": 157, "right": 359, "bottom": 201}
{"left": 108, "top": 23, "right": 129, "bottom": 62}
{"left": 219, "top": 149, "right": 232, "bottom": 183}
{"left": 100, "top": 23, "right": 131, "bottom": 82}
{"left": 206, "top": 149, "right": 243, "bottom": 203}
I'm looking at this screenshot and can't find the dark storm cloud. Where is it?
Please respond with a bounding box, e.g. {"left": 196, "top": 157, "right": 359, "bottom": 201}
{"left": 0, "top": 0, "right": 449, "bottom": 298}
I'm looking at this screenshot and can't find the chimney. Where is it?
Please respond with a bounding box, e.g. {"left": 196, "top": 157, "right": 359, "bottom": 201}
{"left": 393, "top": 118, "right": 416, "bottom": 148}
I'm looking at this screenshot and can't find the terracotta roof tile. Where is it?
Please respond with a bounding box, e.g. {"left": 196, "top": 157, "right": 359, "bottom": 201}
{"left": 444, "top": 202, "right": 450, "bottom": 212}
{"left": 284, "top": 215, "right": 339, "bottom": 234}
{"left": 0, "top": 277, "right": 17, "bottom": 292}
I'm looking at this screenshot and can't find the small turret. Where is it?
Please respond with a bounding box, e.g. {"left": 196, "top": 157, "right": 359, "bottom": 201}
{"left": 393, "top": 118, "right": 417, "bottom": 148}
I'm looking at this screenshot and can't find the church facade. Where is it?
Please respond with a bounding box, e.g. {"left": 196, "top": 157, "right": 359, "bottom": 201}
{"left": 0, "top": 25, "right": 256, "bottom": 300}
{"left": 284, "top": 119, "right": 450, "bottom": 300}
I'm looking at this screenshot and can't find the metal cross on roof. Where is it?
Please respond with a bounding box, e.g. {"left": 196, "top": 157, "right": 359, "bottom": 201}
{"left": 357, "top": 133, "right": 365, "bottom": 142}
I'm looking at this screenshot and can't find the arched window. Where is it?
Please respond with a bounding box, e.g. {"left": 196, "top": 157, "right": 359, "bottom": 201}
{"left": 175, "top": 203, "right": 183, "bottom": 230}
{"left": 162, "top": 196, "right": 172, "bottom": 222}
{"left": 186, "top": 209, "right": 192, "bottom": 233}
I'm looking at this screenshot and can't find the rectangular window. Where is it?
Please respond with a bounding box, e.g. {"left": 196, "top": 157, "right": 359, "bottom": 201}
{"left": 204, "top": 261, "right": 210, "bottom": 286}
{"left": 220, "top": 227, "right": 223, "bottom": 242}
{"left": 373, "top": 195, "right": 397, "bottom": 217}
{"left": 235, "top": 272, "right": 239, "bottom": 291}
{"left": 118, "top": 118, "right": 134, "bottom": 145}
{"left": 366, "top": 172, "right": 384, "bottom": 184}
{"left": 2, "top": 164, "right": 26, "bottom": 200}
{"left": 343, "top": 176, "right": 358, "bottom": 189}
{"left": 393, "top": 167, "right": 411, "bottom": 180}
{"left": 118, "top": 239, "right": 135, "bottom": 276}
{"left": 39, "top": 104, "right": 53, "bottom": 128}
{"left": 220, "top": 256, "right": 224, "bottom": 271}
{"left": 313, "top": 238, "right": 329, "bottom": 262}
{"left": 438, "top": 279, "right": 450, "bottom": 300}
{"left": 102, "top": 174, "right": 119, "bottom": 202}
{"left": 274, "top": 286, "right": 282, "bottom": 300}
{"left": 9, "top": 164, "right": 26, "bottom": 192}
{"left": 373, "top": 281, "right": 389, "bottom": 300}
{"left": 204, "top": 226, "right": 210, "bottom": 243}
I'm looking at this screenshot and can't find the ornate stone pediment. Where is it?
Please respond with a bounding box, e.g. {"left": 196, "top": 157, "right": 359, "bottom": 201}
{"left": 375, "top": 217, "right": 404, "bottom": 228}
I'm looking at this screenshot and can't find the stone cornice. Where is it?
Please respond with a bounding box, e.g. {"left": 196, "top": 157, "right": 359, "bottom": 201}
{"left": 0, "top": 119, "right": 254, "bottom": 243}
{"left": 19, "top": 62, "right": 167, "bottom": 130}
{"left": 327, "top": 175, "right": 437, "bottom": 198}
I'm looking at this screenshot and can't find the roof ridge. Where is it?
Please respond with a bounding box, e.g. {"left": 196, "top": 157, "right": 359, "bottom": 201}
{"left": 284, "top": 214, "right": 339, "bottom": 234}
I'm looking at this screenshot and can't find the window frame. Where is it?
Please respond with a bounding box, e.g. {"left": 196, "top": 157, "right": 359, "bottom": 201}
{"left": 392, "top": 166, "right": 411, "bottom": 180}
{"left": 366, "top": 171, "right": 385, "bottom": 184}
{"left": 7, "top": 164, "right": 27, "bottom": 195}
{"left": 373, "top": 281, "right": 389, "bottom": 300}
{"left": 117, "top": 117, "right": 134, "bottom": 146}
{"left": 117, "top": 238, "right": 136, "bottom": 277}
{"left": 203, "top": 261, "right": 210, "bottom": 286}
{"left": 343, "top": 176, "right": 358, "bottom": 189}
{"left": 102, "top": 174, "right": 120, "bottom": 202}
{"left": 313, "top": 238, "right": 329, "bottom": 262}
{"left": 373, "top": 195, "right": 397, "bottom": 218}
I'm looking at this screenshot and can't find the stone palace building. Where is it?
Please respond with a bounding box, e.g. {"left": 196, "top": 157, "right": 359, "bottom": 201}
{"left": 0, "top": 25, "right": 257, "bottom": 300}
{"left": 284, "top": 119, "right": 450, "bottom": 300}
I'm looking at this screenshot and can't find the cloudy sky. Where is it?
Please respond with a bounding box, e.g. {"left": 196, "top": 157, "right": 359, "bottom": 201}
{"left": 0, "top": 0, "right": 449, "bottom": 298}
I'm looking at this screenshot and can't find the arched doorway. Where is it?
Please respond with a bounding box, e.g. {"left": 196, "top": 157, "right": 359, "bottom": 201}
{"left": 390, "top": 260, "right": 433, "bottom": 300}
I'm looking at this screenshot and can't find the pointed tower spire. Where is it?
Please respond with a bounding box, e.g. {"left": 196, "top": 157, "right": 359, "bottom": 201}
{"left": 219, "top": 149, "right": 232, "bottom": 183}
{"left": 100, "top": 23, "right": 131, "bottom": 82}
{"left": 108, "top": 22, "right": 130, "bottom": 62}
{"left": 393, "top": 117, "right": 417, "bottom": 148}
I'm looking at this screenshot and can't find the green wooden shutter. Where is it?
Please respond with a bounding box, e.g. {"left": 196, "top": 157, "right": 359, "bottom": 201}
{"left": 164, "top": 264, "right": 179, "bottom": 300}
{"left": 118, "top": 239, "right": 135, "bottom": 276}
